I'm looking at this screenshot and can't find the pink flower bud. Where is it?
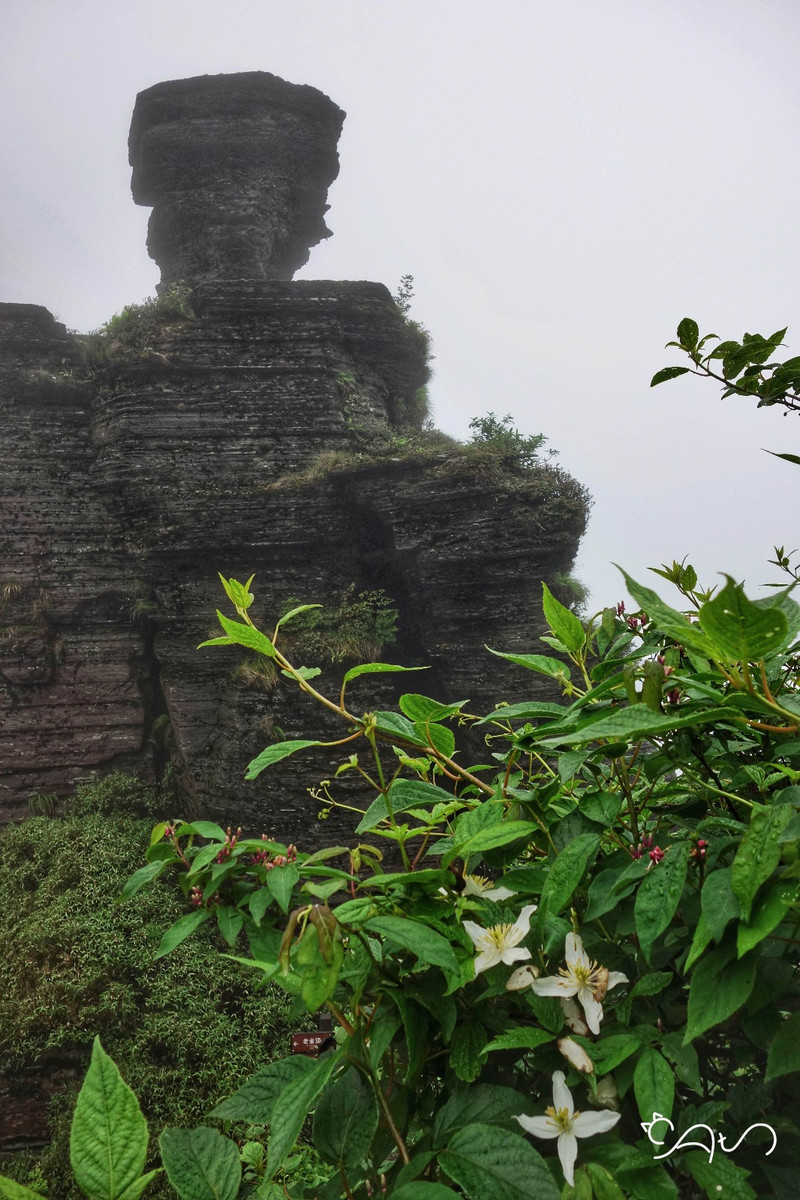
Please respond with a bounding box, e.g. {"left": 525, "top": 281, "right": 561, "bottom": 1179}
{"left": 649, "top": 846, "right": 664, "bottom": 864}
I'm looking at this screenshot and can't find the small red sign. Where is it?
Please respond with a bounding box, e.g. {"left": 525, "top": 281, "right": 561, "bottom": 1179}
{"left": 291, "top": 1032, "right": 329, "bottom": 1057}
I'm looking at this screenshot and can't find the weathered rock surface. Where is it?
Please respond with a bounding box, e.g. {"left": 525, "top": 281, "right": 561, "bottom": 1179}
{"left": 129, "top": 72, "right": 345, "bottom": 286}
{"left": 0, "top": 72, "right": 589, "bottom": 840}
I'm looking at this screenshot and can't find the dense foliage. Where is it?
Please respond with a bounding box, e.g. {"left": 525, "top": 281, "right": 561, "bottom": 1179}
{"left": 0, "top": 777, "right": 291, "bottom": 1199}
{"left": 3, "top": 321, "right": 798, "bottom": 1200}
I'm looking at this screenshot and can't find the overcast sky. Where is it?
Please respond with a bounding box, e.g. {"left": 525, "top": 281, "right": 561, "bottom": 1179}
{"left": 2, "top": 0, "right": 798, "bottom": 611}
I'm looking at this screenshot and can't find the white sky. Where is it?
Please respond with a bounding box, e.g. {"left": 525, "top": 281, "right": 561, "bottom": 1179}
{"left": 2, "top": 0, "right": 798, "bottom": 610}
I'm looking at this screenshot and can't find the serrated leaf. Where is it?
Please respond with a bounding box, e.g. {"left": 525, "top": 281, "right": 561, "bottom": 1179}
{"left": 159, "top": 1127, "right": 241, "bottom": 1200}
{"left": 439, "top": 1124, "right": 560, "bottom": 1200}
{"left": 616, "top": 568, "right": 717, "bottom": 654}
{"left": 483, "top": 1028, "right": 554, "bottom": 1054}
{"left": 486, "top": 648, "right": 571, "bottom": 681}
{"left": 540, "top": 703, "right": 731, "bottom": 747}
{"left": 433, "top": 1085, "right": 527, "bottom": 1149}
{"left": 650, "top": 366, "right": 691, "bottom": 386}
{"left": 312, "top": 1066, "right": 378, "bottom": 1168}
{"left": 542, "top": 581, "right": 586, "bottom": 654}
{"left": 210, "top": 1058, "right": 315, "bottom": 1123}
{"left": 699, "top": 577, "right": 788, "bottom": 661}
{"left": 70, "top": 1037, "right": 153, "bottom": 1200}
{"left": 450, "top": 1019, "right": 488, "bottom": 1081}
{"left": 355, "top": 778, "right": 455, "bottom": 834}
{"left": 274, "top": 603, "right": 322, "bottom": 629}
{"left": 684, "top": 1151, "right": 756, "bottom": 1200}
{"left": 265, "top": 1054, "right": 339, "bottom": 1179}
{"left": 0, "top": 1180, "right": 47, "bottom": 1199}
{"left": 700, "top": 867, "right": 739, "bottom": 942}
{"left": 342, "top": 662, "right": 428, "bottom": 685}
{"left": 245, "top": 739, "right": 322, "bottom": 780}
{"left": 677, "top": 317, "right": 699, "bottom": 350}
{"left": 364, "top": 917, "right": 460, "bottom": 976}
{"left": 399, "top": 693, "right": 467, "bottom": 722}
{"left": 634, "top": 842, "right": 690, "bottom": 961}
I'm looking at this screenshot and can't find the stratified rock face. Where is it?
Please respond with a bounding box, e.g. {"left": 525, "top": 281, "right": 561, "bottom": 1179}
{"left": 0, "top": 73, "right": 590, "bottom": 837}
{"left": 129, "top": 72, "right": 345, "bottom": 285}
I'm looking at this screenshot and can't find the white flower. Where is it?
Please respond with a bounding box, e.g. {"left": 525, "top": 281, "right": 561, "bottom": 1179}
{"left": 516, "top": 1070, "right": 621, "bottom": 1186}
{"left": 530, "top": 932, "right": 628, "bottom": 1035}
{"left": 557, "top": 1037, "right": 594, "bottom": 1074}
{"left": 463, "top": 873, "right": 517, "bottom": 901}
{"left": 463, "top": 903, "right": 537, "bottom": 976}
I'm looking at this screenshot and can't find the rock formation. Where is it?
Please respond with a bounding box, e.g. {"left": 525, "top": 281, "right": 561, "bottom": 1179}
{"left": 0, "top": 72, "right": 589, "bottom": 841}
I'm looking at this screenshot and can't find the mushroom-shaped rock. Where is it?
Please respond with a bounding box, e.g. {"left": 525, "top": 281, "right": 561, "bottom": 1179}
{"left": 128, "top": 71, "right": 345, "bottom": 286}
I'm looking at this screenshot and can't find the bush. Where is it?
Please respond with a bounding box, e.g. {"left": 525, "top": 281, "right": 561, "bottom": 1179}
{"left": 0, "top": 776, "right": 291, "bottom": 1198}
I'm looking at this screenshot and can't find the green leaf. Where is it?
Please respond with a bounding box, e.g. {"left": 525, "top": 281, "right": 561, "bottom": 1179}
{"left": 767, "top": 450, "right": 800, "bottom": 467}
{"left": 486, "top": 648, "right": 571, "bottom": 682}
{"left": 731, "top": 802, "right": 794, "bottom": 921}
{"left": 650, "top": 366, "right": 691, "bottom": 386}
{"left": 120, "top": 859, "right": 168, "bottom": 901}
{"left": 248, "top": 887, "right": 272, "bottom": 926}
{"left": 312, "top": 1066, "right": 378, "bottom": 1169}
{"left": 154, "top": 909, "right": 211, "bottom": 959}
{"left": 677, "top": 317, "right": 699, "bottom": 350}
{"left": 364, "top": 917, "right": 460, "bottom": 976}
{"left": 215, "top": 906, "right": 243, "bottom": 948}
{"left": 542, "top": 581, "right": 585, "bottom": 654}
{"left": 765, "top": 1010, "right": 800, "bottom": 1082}
{"left": 182, "top": 820, "right": 228, "bottom": 840}
{"left": 616, "top": 568, "right": 717, "bottom": 655}
{"left": 210, "top": 1058, "right": 315, "bottom": 1123}
{"left": 450, "top": 1020, "right": 488, "bottom": 1082}
{"left": 342, "top": 662, "right": 428, "bottom": 686}
{"left": 199, "top": 611, "right": 275, "bottom": 657}
{"left": 392, "top": 1187, "right": 462, "bottom": 1200}
{"left": 371, "top": 711, "right": 429, "bottom": 746}
{"left": 483, "top": 1028, "right": 554, "bottom": 1054}
{"left": 539, "top": 833, "right": 600, "bottom": 915}
{"left": 399, "top": 694, "right": 467, "bottom": 722}
{"left": 439, "top": 1124, "right": 560, "bottom": 1200}
{"left": 684, "top": 1151, "right": 756, "bottom": 1200}
{"left": 70, "top": 1037, "right": 155, "bottom": 1200}
{"left": 0, "top": 1181, "right": 47, "bottom": 1199}
{"left": 700, "top": 868, "right": 739, "bottom": 941}
{"left": 274, "top": 603, "right": 322, "bottom": 629}
{"left": 266, "top": 863, "right": 300, "bottom": 914}
{"left": 477, "top": 701, "right": 565, "bottom": 725}
{"left": 585, "top": 1162, "right": 628, "bottom": 1200}
{"left": 633, "top": 1046, "right": 674, "bottom": 1123}
{"left": 684, "top": 946, "right": 756, "bottom": 1042}
{"left": 245, "top": 739, "right": 322, "bottom": 780}
{"left": 449, "top": 819, "right": 538, "bottom": 865}
{"left": 737, "top": 875, "right": 799, "bottom": 956}
{"left": 159, "top": 1127, "right": 241, "bottom": 1200}
{"left": 432, "top": 1085, "right": 526, "bottom": 1149}
{"left": 541, "top": 703, "right": 731, "bottom": 747}
{"left": 571, "top": 1034, "right": 642, "bottom": 1075}
{"left": 355, "top": 778, "right": 455, "bottom": 834}
{"left": 265, "top": 1054, "right": 338, "bottom": 1179}
{"left": 699, "top": 577, "right": 788, "bottom": 660}
{"left": 634, "top": 841, "right": 690, "bottom": 961}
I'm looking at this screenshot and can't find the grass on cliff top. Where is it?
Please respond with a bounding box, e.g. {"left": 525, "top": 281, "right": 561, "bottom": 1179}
{"left": 0, "top": 773, "right": 291, "bottom": 1199}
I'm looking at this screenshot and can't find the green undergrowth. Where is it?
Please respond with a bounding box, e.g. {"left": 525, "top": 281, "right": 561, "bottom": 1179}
{"left": 0, "top": 774, "right": 291, "bottom": 1199}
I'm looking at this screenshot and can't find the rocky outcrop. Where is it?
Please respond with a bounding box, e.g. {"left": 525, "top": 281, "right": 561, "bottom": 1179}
{"left": 129, "top": 72, "right": 345, "bottom": 286}
{"left": 0, "top": 72, "right": 589, "bottom": 840}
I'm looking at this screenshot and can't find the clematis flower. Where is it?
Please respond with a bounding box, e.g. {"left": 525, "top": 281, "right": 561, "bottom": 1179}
{"left": 516, "top": 1070, "right": 620, "bottom": 1186}
{"left": 463, "top": 873, "right": 517, "bottom": 901}
{"left": 506, "top": 963, "right": 540, "bottom": 990}
{"left": 530, "top": 932, "right": 628, "bottom": 1035}
{"left": 463, "top": 904, "right": 537, "bottom": 976}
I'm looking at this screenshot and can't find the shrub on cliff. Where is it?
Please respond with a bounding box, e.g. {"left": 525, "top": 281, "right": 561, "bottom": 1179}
{"left": 0, "top": 775, "right": 291, "bottom": 1199}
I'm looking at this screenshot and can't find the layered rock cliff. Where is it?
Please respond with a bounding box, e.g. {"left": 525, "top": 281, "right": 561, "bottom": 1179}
{"left": 0, "top": 71, "right": 589, "bottom": 840}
